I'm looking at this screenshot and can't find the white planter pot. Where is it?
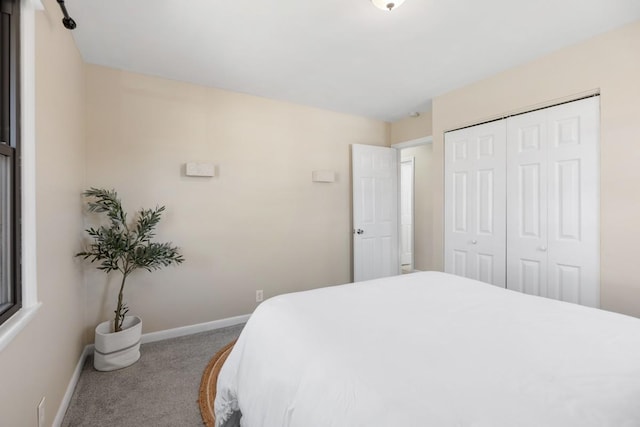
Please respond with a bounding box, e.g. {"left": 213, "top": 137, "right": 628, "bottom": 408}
{"left": 94, "top": 316, "right": 142, "bottom": 371}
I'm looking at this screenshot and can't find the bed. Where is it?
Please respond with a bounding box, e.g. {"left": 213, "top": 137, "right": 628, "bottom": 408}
{"left": 214, "top": 271, "right": 640, "bottom": 426}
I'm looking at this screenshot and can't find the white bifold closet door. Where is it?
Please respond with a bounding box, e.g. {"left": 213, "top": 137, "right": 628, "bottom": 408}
{"left": 444, "top": 96, "right": 599, "bottom": 307}
{"left": 506, "top": 97, "right": 599, "bottom": 307}
{"left": 444, "top": 120, "right": 507, "bottom": 287}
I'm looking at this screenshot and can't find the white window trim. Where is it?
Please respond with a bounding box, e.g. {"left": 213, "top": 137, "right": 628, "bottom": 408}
{"left": 0, "top": 0, "right": 43, "bottom": 353}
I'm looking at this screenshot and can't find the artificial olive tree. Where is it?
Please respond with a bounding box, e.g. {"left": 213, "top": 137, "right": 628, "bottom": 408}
{"left": 77, "top": 188, "right": 184, "bottom": 332}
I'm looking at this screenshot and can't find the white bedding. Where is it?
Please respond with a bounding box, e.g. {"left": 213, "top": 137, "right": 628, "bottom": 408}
{"left": 215, "top": 271, "right": 640, "bottom": 427}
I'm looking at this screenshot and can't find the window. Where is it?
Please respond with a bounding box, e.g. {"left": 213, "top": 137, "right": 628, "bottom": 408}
{"left": 0, "top": 0, "right": 20, "bottom": 326}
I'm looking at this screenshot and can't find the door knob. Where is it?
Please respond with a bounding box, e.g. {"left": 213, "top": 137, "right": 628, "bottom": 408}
{"left": 470, "top": 240, "right": 477, "bottom": 245}
{"left": 354, "top": 229, "right": 364, "bottom": 235}
{"left": 538, "top": 246, "right": 547, "bottom": 252}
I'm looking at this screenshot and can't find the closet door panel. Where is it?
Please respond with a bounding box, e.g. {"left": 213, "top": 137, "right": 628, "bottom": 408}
{"left": 452, "top": 171, "right": 469, "bottom": 233}
{"left": 453, "top": 250, "right": 468, "bottom": 277}
{"left": 506, "top": 110, "right": 549, "bottom": 297}
{"left": 519, "top": 164, "right": 542, "bottom": 238}
{"left": 519, "top": 259, "right": 544, "bottom": 295}
{"left": 476, "top": 169, "right": 494, "bottom": 235}
{"left": 546, "top": 97, "right": 600, "bottom": 307}
{"left": 445, "top": 128, "right": 475, "bottom": 279}
{"left": 445, "top": 121, "right": 506, "bottom": 287}
{"left": 473, "top": 121, "right": 507, "bottom": 287}
{"left": 507, "top": 97, "right": 599, "bottom": 307}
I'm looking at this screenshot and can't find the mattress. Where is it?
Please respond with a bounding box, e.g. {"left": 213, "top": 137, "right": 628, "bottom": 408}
{"left": 215, "top": 271, "right": 640, "bottom": 426}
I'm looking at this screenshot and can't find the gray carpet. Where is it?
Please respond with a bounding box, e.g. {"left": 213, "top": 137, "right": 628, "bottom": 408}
{"left": 62, "top": 324, "right": 244, "bottom": 427}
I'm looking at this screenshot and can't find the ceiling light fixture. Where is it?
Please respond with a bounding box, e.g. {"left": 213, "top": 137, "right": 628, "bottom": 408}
{"left": 371, "top": 0, "right": 406, "bottom": 11}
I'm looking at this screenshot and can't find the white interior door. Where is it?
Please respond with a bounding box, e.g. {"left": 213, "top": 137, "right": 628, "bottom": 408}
{"left": 400, "top": 158, "right": 414, "bottom": 268}
{"left": 507, "top": 97, "right": 600, "bottom": 307}
{"left": 352, "top": 144, "right": 399, "bottom": 282}
{"left": 444, "top": 120, "right": 507, "bottom": 287}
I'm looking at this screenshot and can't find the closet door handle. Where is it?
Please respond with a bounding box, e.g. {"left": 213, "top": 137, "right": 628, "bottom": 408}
{"left": 538, "top": 246, "right": 547, "bottom": 252}
{"left": 470, "top": 240, "right": 478, "bottom": 245}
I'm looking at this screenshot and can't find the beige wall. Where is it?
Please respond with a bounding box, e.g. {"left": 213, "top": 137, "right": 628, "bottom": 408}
{"left": 0, "top": 1, "right": 86, "bottom": 426}
{"left": 432, "top": 20, "right": 640, "bottom": 317}
{"left": 390, "top": 112, "right": 432, "bottom": 144}
{"left": 84, "top": 65, "right": 388, "bottom": 335}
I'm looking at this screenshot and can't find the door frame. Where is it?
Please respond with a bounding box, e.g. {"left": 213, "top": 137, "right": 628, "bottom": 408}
{"left": 400, "top": 156, "right": 415, "bottom": 271}
{"left": 391, "top": 135, "right": 433, "bottom": 272}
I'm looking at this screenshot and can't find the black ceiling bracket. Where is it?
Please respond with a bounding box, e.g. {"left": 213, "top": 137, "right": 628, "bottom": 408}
{"left": 56, "top": 0, "right": 76, "bottom": 30}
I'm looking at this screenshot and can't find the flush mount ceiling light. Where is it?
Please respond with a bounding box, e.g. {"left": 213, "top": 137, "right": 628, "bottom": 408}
{"left": 371, "top": 0, "right": 406, "bottom": 11}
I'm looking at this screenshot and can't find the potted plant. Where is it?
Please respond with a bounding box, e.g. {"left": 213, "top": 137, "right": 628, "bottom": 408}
{"left": 76, "top": 188, "right": 184, "bottom": 371}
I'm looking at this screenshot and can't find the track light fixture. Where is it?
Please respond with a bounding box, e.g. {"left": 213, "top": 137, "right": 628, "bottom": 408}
{"left": 56, "top": 0, "right": 77, "bottom": 30}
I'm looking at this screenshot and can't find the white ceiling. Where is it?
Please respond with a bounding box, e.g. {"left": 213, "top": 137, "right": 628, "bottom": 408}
{"left": 66, "top": 0, "right": 640, "bottom": 122}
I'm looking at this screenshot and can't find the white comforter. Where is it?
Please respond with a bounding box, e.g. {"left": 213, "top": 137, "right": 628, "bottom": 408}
{"left": 215, "top": 272, "right": 640, "bottom": 427}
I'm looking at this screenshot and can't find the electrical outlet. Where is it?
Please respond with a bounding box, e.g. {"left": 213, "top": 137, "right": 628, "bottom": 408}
{"left": 37, "top": 397, "right": 45, "bottom": 427}
{"left": 256, "top": 290, "right": 264, "bottom": 302}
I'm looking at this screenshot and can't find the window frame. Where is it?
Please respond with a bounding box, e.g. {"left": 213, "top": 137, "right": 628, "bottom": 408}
{"left": 0, "top": 0, "right": 22, "bottom": 326}
{"left": 0, "top": 0, "right": 40, "bottom": 354}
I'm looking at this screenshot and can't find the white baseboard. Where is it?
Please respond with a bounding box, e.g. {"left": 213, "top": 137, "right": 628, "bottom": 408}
{"left": 141, "top": 314, "right": 250, "bottom": 344}
{"left": 52, "top": 344, "right": 93, "bottom": 427}
{"left": 52, "top": 313, "right": 250, "bottom": 426}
